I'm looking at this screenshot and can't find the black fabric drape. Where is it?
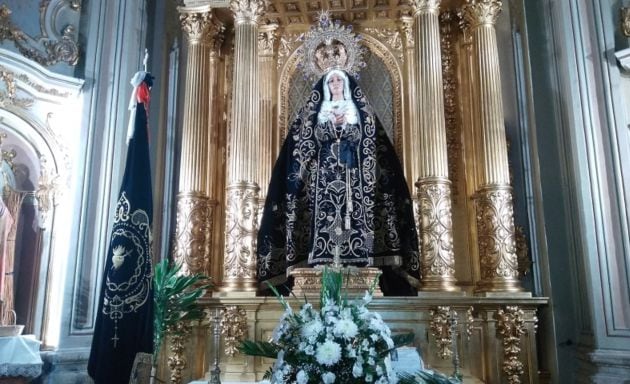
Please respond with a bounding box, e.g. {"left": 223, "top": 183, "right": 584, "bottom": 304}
{"left": 257, "top": 71, "right": 419, "bottom": 295}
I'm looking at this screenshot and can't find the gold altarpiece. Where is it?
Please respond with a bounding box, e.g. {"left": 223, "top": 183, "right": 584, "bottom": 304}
{"left": 169, "top": 1, "right": 547, "bottom": 383}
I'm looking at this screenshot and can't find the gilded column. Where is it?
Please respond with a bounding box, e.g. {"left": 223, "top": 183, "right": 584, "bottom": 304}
{"left": 411, "top": 0, "right": 458, "bottom": 291}
{"left": 462, "top": 0, "right": 521, "bottom": 292}
{"left": 257, "top": 23, "right": 278, "bottom": 201}
{"left": 223, "top": 0, "right": 268, "bottom": 291}
{"left": 207, "top": 25, "right": 226, "bottom": 280}
{"left": 174, "top": 7, "right": 222, "bottom": 276}
{"left": 400, "top": 15, "right": 417, "bottom": 189}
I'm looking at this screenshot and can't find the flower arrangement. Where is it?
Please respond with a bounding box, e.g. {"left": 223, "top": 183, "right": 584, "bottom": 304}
{"left": 240, "top": 268, "right": 414, "bottom": 384}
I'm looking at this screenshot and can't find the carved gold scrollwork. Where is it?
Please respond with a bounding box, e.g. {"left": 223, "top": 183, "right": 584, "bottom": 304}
{"left": 36, "top": 156, "right": 61, "bottom": 229}
{"left": 410, "top": 0, "right": 441, "bottom": 15}
{"left": 230, "top": 0, "right": 269, "bottom": 25}
{"left": 220, "top": 306, "right": 247, "bottom": 357}
{"left": 0, "top": 4, "right": 79, "bottom": 66}
{"left": 429, "top": 306, "right": 456, "bottom": 360}
{"left": 622, "top": 7, "right": 630, "bottom": 37}
{"left": 173, "top": 193, "right": 211, "bottom": 275}
{"left": 258, "top": 23, "right": 278, "bottom": 56}
{"left": 0, "top": 66, "right": 34, "bottom": 109}
{"left": 399, "top": 16, "right": 415, "bottom": 49}
{"left": 167, "top": 321, "right": 192, "bottom": 384}
{"left": 416, "top": 179, "right": 457, "bottom": 290}
{"left": 223, "top": 182, "right": 259, "bottom": 290}
{"left": 475, "top": 186, "right": 520, "bottom": 290}
{"left": 362, "top": 27, "right": 403, "bottom": 62}
{"left": 179, "top": 11, "right": 223, "bottom": 45}
{"left": 277, "top": 32, "right": 303, "bottom": 70}
{"left": 440, "top": 11, "right": 460, "bottom": 196}
{"left": 496, "top": 306, "right": 525, "bottom": 384}
{"left": 462, "top": 0, "right": 502, "bottom": 29}
{"left": 465, "top": 306, "right": 474, "bottom": 340}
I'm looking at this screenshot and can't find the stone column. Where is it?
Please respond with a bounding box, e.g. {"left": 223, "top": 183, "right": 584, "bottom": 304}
{"left": 222, "top": 0, "right": 268, "bottom": 291}
{"left": 461, "top": 0, "right": 521, "bottom": 293}
{"left": 410, "top": 0, "right": 458, "bottom": 292}
{"left": 174, "top": 7, "right": 222, "bottom": 276}
{"left": 257, "top": 22, "right": 278, "bottom": 200}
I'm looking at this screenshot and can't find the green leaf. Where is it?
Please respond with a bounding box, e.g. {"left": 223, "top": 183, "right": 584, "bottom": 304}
{"left": 238, "top": 340, "right": 280, "bottom": 359}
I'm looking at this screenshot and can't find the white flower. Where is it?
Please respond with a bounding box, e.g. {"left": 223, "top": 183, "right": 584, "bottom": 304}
{"left": 301, "top": 319, "right": 324, "bottom": 339}
{"left": 333, "top": 318, "right": 358, "bottom": 339}
{"left": 316, "top": 340, "right": 342, "bottom": 366}
{"left": 296, "top": 370, "right": 308, "bottom": 384}
{"left": 367, "top": 356, "right": 375, "bottom": 365}
{"left": 352, "top": 362, "right": 363, "bottom": 377}
{"left": 365, "top": 373, "right": 374, "bottom": 382}
{"left": 363, "top": 291, "right": 372, "bottom": 304}
{"left": 321, "top": 371, "right": 336, "bottom": 384}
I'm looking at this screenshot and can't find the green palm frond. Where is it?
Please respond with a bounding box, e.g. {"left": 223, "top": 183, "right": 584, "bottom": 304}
{"left": 238, "top": 340, "right": 280, "bottom": 359}
{"left": 152, "top": 259, "right": 211, "bottom": 365}
{"left": 320, "top": 267, "right": 343, "bottom": 306}
{"left": 397, "top": 370, "right": 462, "bottom": 384}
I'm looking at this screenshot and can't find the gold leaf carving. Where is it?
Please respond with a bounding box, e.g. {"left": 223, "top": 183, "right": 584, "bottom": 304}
{"left": 258, "top": 23, "right": 278, "bottom": 56}
{"left": 410, "top": 0, "right": 440, "bottom": 15}
{"left": 0, "top": 66, "right": 34, "bottom": 109}
{"left": 167, "top": 321, "right": 192, "bottom": 384}
{"left": 230, "top": 0, "right": 269, "bottom": 25}
{"left": 475, "top": 187, "right": 519, "bottom": 280}
{"left": 462, "top": 0, "right": 502, "bottom": 28}
{"left": 416, "top": 181, "right": 456, "bottom": 284}
{"left": 223, "top": 183, "right": 259, "bottom": 283}
{"left": 220, "top": 306, "right": 247, "bottom": 357}
{"left": 496, "top": 306, "right": 525, "bottom": 384}
{"left": 440, "top": 11, "right": 460, "bottom": 196}
{"left": 363, "top": 27, "right": 403, "bottom": 62}
{"left": 173, "top": 193, "right": 212, "bottom": 275}
{"left": 0, "top": 4, "right": 79, "bottom": 66}
{"left": 277, "top": 32, "right": 303, "bottom": 70}
{"left": 179, "top": 11, "right": 224, "bottom": 45}
{"left": 429, "top": 306, "right": 456, "bottom": 360}
{"left": 622, "top": 7, "right": 630, "bottom": 38}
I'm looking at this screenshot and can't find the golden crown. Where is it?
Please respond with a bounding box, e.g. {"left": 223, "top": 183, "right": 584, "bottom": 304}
{"left": 298, "top": 11, "right": 365, "bottom": 82}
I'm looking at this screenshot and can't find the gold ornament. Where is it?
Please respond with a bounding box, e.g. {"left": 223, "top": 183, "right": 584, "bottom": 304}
{"left": 297, "top": 10, "right": 366, "bottom": 81}
{"left": 220, "top": 306, "right": 248, "bottom": 357}
{"left": 496, "top": 306, "right": 525, "bottom": 384}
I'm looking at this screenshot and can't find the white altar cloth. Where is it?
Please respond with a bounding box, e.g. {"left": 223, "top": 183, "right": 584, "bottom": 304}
{"left": 188, "top": 347, "right": 424, "bottom": 384}
{"left": 0, "top": 335, "right": 43, "bottom": 378}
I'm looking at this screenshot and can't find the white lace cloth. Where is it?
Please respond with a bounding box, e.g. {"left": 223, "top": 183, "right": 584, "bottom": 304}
{"left": 0, "top": 335, "right": 43, "bottom": 378}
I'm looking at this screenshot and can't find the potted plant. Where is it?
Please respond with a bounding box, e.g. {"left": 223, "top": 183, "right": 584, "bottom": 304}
{"left": 150, "top": 259, "right": 211, "bottom": 384}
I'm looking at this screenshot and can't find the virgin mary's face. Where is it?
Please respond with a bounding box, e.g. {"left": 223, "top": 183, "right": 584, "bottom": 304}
{"left": 327, "top": 74, "right": 345, "bottom": 99}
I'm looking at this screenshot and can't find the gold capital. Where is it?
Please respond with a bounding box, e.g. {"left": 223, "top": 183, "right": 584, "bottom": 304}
{"left": 258, "top": 23, "right": 278, "bottom": 57}
{"left": 462, "top": 0, "right": 502, "bottom": 28}
{"left": 410, "top": 0, "right": 441, "bottom": 15}
{"left": 230, "top": 0, "right": 269, "bottom": 25}
{"left": 399, "top": 16, "right": 415, "bottom": 49}
{"left": 179, "top": 10, "right": 222, "bottom": 45}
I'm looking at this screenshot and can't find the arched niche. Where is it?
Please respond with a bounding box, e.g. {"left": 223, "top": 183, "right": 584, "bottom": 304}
{"left": 0, "top": 48, "right": 82, "bottom": 344}
{"left": 277, "top": 32, "right": 404, "bottom": 158}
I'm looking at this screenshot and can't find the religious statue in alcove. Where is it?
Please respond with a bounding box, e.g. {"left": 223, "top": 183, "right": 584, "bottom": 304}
{"left": 256, "top": 12, "right": 420, "bottom": 296}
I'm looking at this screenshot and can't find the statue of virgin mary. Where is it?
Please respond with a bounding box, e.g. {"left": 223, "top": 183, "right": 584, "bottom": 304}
{"left": 257, "top": 14, "right": 420, "bottom": 295}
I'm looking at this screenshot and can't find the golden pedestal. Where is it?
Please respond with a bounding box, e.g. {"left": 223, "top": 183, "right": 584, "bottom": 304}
{"left": 289, "top": 266, "right": 383, "bottom": 297}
